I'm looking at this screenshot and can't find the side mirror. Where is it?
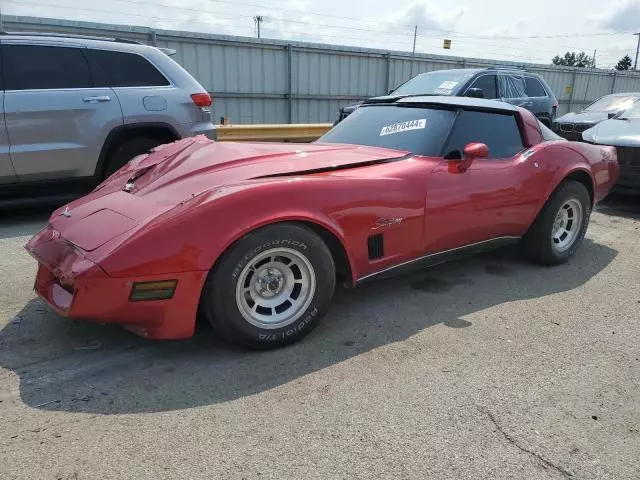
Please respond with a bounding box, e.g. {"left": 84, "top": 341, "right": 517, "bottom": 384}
{"left": 465, "top": 88, "right": 484, "bottom": 98}
{"left": 388, "top": 89, "right": 394, "bottom": 95}
{"left": 448, "top": 142, "right": 489, "bottom": 173}
{"left": 608, "top": 112, "right": 617, "bottom": 119}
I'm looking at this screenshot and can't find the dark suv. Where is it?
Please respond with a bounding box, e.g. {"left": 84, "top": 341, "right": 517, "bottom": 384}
{"left": 335, "top": 67, "right": 558, "bottom": 127}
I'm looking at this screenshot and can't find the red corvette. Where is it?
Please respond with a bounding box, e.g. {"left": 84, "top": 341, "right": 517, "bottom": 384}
{"left": 26, "top": 97, "right": 619, "bottom": 349}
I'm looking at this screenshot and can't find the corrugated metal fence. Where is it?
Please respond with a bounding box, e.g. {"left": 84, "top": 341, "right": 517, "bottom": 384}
{"left": 5, "top": 15, "right": 640, "bottom": 123}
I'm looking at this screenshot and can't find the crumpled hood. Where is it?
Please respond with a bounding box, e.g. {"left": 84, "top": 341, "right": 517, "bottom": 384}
{"left": 47, "top": 136, "right": 408, "bottom": 252}
{"left": 555, "top": 111, "right": 611, "bottom": 125}
{"left": 89, "top": 136, "right": 409, "bottom": 205}
{"left": 582, "top": 118, "right": 640, "bottom": 146}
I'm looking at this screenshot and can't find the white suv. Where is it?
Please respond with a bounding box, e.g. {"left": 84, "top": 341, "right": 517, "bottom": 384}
{"left": 0, "top": 32, "right": 214, "bottom": 206}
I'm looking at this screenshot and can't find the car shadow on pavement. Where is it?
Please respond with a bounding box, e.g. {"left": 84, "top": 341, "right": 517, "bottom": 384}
{"left": 0, "top": 208, "right": 51, "bottom": 240}
{"left": 0, "top": 239, "right": 617, "bottom": 415}
{"left": 596, "top": 193, "right": 640, "bottom": 220}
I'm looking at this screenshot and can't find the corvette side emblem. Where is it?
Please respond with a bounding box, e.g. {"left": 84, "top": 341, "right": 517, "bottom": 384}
{"left": 373, "top": 217, "right": 403, "bottom": 230}
{"left": 60, "top": 207, "right": 72, "bottom": 218}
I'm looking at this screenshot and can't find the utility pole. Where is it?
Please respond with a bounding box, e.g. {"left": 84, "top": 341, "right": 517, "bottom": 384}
{"left": 635, "top": 33, "right": 640, "bottom": 70}
{"left": 584, "top": 49, "right": 596, "bottom": 104}
{"left": 254, "top": 15, "right": 263, "bottom": 39}
{"left": 412, "top": 25, "right": 417, "bottom": 55}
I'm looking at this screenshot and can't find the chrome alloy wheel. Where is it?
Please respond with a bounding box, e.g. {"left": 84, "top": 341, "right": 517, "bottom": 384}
{"left": 235, "top": 248, "right": 316, "bottom": 329}
{"left": 551, "top": 198, "right": 583, "bottom": 252}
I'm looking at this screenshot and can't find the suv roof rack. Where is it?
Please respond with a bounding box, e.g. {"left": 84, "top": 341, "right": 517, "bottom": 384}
{"left": 484, "top": 65, "right": 527, "bottom": 71}
{"left": 0, "top": 31, "right": 143, "bottom": 45}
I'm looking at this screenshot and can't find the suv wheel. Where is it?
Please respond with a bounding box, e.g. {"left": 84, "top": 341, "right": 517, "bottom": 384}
{"left": 104, "top": 138, "right": 161, "bottom": 178}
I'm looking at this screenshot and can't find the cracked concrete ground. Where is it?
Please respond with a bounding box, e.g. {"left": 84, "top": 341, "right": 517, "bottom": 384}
{"left": 0, "top": 196, "right": 639, "bottom": 479}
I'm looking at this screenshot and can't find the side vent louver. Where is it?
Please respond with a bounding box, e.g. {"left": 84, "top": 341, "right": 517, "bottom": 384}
{"left": 368, "top": 234, "right": 384, "bottom": 260}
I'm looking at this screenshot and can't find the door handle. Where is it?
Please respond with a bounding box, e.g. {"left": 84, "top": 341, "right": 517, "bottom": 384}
{"left": 83, "top": 96, "right": 111, "bottom": 103}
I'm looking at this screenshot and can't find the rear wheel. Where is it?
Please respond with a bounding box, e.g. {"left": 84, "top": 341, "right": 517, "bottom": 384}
{"left": 523, "top": 180, "right": 591, "bottom": 265}
{"left": 201, "top": 223, "right": 336, "bottom": 349}
{"left": 104, "top": 137, "right": 161, "bottom": 178}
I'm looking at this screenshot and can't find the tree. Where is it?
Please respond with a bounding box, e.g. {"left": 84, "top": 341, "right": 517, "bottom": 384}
{"left": 615, "top": 54, "right": 633, "bottom": 71}
{"left": 551, "top": 51, "right": 595, "bottom": 68}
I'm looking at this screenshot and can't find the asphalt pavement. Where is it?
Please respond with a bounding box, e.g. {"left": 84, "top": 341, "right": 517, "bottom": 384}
{"left": 0, "top": 196, "right": 638, "bottom": 479}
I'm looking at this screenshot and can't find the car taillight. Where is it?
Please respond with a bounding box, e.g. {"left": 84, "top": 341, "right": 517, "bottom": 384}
{"left": 191, "top": 93, "right": 212, "bottom": 107}
{"left": 552, "top": 99, "right": 559, "bottom": 108}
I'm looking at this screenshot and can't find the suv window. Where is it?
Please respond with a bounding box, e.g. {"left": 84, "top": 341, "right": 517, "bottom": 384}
{"left": 443, "top": 110, "right": 524, "bottom": 159}
{"left": 391, "top": 70, "right": 475, "bottom": 96}
{"left": 525, "top": 76, "right": 547, "bottom": 97}
{"left": 498, "top": 74, "right": 526, "bottom": 99}
{"left": 3, "top": 45, "right": 92, "bottom": 90}
{"left": 86, "top": 49, "right": 169, "bottom": 87}
{"left": 467, "top": 74, "right": 497, "bottom": 99}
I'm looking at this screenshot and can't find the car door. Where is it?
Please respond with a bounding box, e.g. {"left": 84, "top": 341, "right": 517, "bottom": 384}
{"left": 524, "top": 75, "right": 550, "bottom": 120}
{"left": 0, "top": 51, "right": 18, "bottom": 185}
{"left": 463, "top": 73, "right": 498, "bottom": 99}
{"left": 2, "top": 42, "right": 123, "bottom": 182}
{"left": 424, "top": 109, "right": 541, "bottom": 253}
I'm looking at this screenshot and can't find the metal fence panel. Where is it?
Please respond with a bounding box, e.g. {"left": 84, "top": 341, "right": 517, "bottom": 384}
{"left": 5, "top": 15, "right": 640, "bottom": 124}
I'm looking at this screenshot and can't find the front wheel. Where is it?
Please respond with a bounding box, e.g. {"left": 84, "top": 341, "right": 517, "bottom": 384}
{"left": 522, "top": 180, "right": 591, "bottom": 265}
{"left": 201, "top": 223, "right": 336, "bottom": 349}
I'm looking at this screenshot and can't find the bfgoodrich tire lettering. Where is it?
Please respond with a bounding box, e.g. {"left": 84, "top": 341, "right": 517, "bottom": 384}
{"left": 202, "top": 223, "right": 336, "bottom": 349}
{"left": 523, "top": 180, "right": 591, "bottom": 265}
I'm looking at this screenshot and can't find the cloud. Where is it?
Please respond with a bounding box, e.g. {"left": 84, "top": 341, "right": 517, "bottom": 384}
{"left": 384, "top": 0, "right": 466, "bottom": 32}
{"left": 484, "top": 17, "right": 530, "bottom": 37}
{"left": 593, "top": 0, "right": 640, "bottom": 32}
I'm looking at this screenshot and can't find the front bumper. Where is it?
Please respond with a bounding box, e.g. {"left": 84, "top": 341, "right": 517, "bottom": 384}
{"left": 26, "top": 225, "right": 207, "bottom": 339}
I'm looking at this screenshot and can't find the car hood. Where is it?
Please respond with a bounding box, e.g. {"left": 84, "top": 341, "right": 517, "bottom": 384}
{"left": 582, "top": 118, "right": 640, "bottom": 146}
{"left": 555, "top": 111, "right": 611, "bottom": 124}
{"left": 91, "top": 136, "right": 409, "bottom": 205}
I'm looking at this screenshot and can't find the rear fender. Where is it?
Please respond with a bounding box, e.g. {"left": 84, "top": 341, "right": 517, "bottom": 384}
{"left": 529, "top": 142, "right": 597, "bottom": 219}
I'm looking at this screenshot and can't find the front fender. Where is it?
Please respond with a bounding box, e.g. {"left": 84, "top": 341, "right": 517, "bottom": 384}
{"left": 95, "top": 177, "right": 362, "bottom": 281}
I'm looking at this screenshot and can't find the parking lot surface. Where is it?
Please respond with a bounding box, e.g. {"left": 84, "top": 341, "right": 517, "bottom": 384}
{"left": 0, "top": 198, "right": 639, "bottom": 480}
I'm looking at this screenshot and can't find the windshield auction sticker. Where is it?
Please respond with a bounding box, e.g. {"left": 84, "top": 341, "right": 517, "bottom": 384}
{"left": 380, "top": 118, "right": 426, "bottom": 136}
{"left": 438, "top": 81, "right": 458, "bottom": 89}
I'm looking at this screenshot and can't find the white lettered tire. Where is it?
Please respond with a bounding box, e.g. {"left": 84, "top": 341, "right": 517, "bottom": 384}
{"left": 202, "top": 223, "right": 336, "bottom": 349}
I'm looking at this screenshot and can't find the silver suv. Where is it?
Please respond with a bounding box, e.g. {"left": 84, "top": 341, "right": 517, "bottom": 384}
{"left": 0, "top": 32, "right": 214, "bottom": 206}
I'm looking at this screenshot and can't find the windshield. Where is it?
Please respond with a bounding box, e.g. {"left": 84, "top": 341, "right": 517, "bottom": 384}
{"left": 318, "top": 105, "right": 455, "bottom": 156}
{"left": 584, "top": 94, "right": 639, "bottom": 112}
{"left": 391, "top": 70, "right": 474, "bottom": 96}
{"left": 618, "top": 103, "right": 640, "bottom": 120}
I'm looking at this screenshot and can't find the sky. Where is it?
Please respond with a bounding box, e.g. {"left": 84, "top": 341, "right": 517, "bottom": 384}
{"left": 1, "top": 0, "right": 640, "bottom": 68}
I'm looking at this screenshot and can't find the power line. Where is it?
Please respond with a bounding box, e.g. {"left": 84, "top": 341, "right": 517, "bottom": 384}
{"left": 105, "top": 0, "right": 631, "bottom": 53}
{"left": 200, "top": 0, "right": 635, "bottom": 40}
{"left": 3, "top": 0, "right": 633, "bottom": 65}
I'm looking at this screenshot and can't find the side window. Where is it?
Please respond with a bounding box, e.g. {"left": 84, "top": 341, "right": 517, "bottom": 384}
{"left": 86, "top": 50, "right": 170, "bottom": 87}
{"left": 3, "top": 45, "right": 92, "bottom": 90}
{"left": 498, "top": 74, "right": 526, "bottom": 99}
{"left": 443, "top": 110, "right": 524, "bottom": 159}
{"left": 467, "top": 75, "right": 497, "bottom": 99}
{"left": 525, "top": 76, "right": 547, "bottom": 97}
